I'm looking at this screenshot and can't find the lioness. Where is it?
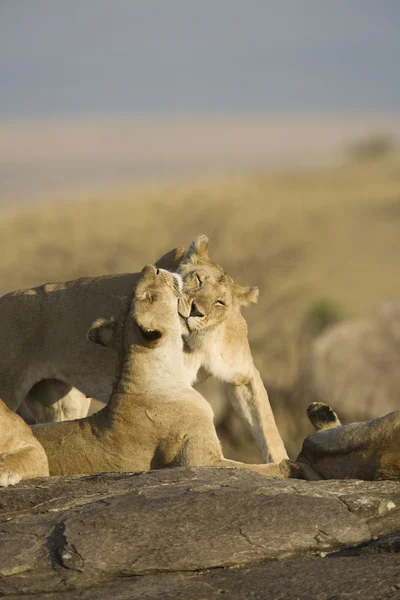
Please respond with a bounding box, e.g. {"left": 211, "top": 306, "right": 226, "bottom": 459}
{"left": 0, "top": 400, "right": 49, "bottom": 487}
{"left": 18, "top": 380, "right": 91, "bottom": 424}
{"left": 283, "top": 402, "right": 400, "bottom": 481}
{"left": 0, "top": 235, "right": 287, "bottom": 463}
{"left": 32, "top": 265, "right": 283, "bottom": 478}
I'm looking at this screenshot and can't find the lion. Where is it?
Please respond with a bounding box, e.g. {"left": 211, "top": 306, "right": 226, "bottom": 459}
{"left": 18, "top": 380, "right": 91, "bottom": 424}
{"left": 31, "top": 265, "right": 284, "bottom": 478}
{"left": 0, "top": 400, "right": 49, "bottom": 487}
{"left": 0, "top": 235, "right": 287, "bottom": 463}
{"left": 282, "top": 402, "right": 400, "bottom": 481}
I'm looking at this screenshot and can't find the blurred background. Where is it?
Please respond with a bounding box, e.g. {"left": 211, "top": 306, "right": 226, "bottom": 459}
{"left": 1, "top": 1, "right": 400, "bottom": 460}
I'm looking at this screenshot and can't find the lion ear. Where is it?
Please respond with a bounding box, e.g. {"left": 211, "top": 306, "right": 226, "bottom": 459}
{"left": 234, "top": 284, "right": 259, "bottom": 307}
{"left": 183, "top": 234, "right": 210, "bottom": 263}
{"left": 154, "top": 246, "right": 185, "bottom": 271}
{"left": 87, "top": 318, "right": 117, "bottom": 348}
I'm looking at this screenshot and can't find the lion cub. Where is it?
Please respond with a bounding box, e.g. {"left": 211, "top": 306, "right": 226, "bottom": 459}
{"left": 0, "top": 400, "right": 49, "bottom": 487}
{"left": 32, "top": 265, "right": 283, "bottom": 477}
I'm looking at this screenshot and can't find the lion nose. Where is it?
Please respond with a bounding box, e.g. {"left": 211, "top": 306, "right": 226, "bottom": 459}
{"left": 190, "top": 302, "right": 204, "bottom": 318}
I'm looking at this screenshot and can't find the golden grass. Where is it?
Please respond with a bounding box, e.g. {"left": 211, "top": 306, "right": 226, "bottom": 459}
{"left": 1, "top": 156, "right": 400, "bottom": 459}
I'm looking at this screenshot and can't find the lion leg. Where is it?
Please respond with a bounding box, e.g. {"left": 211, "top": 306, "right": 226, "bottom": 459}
{"left": 0, "top": 444, "right": 49, "bottom": 487}
{"left": 226, "top": 367, "right": 288, "bottom": 463}
{"left": 173, "top": 415, "right": 286, "bottom": 477}
{"left": 20, "top": 380, "right": 91, "bottom": 424}
{"left": 0, "top": 400, "right": 49, "bottom": 486}
{"left": 208, "top": 328, "right": 287, "bottom": 463}
{"left": 214, "top": 457, "right": 287, "bottom": 477}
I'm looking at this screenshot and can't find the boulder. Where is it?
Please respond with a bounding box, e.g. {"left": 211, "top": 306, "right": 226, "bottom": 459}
{"left": 298, "top": 299, "right": 400, "bottom": 422}
{"left": 0, "top": 468, "right": 399, "bottom": 598}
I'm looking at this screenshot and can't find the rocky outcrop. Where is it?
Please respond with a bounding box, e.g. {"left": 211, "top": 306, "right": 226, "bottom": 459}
{"left": 298, "top": 299, "right": 400, "bottom": 423}
{"left": 0, "top": 468, "right": 399, "bottom": 598}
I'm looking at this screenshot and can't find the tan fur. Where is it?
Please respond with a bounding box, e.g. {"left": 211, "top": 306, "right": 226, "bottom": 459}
{"left": 283, "top": 402, "right": 400, "bottom": 481}
{"left": 18, "top": 380, "right": 91, "bottom": 424}
{"left": 0, "top": 400, "right": 49, "bottom": 487}
{"left": 0, "top": 235, "right": 287, "bottom": 463}
{"left": 31, "top": 265, "right": 284, "bottom": 478}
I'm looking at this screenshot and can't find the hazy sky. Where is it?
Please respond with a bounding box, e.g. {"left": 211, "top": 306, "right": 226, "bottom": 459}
{"left": 1, "top": 0, "right": 399, "bottom": 117}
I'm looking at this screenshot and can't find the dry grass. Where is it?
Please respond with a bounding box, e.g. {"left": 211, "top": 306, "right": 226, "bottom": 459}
{"left": 1, "top": 155, "right": 400, "bottom": 459}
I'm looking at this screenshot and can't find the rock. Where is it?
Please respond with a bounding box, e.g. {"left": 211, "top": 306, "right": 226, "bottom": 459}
{"left": 0, "top": 468, "right": 399, "bottom": 598}
{"left": 298, "top": 299, "right": 400, "bottom": 423}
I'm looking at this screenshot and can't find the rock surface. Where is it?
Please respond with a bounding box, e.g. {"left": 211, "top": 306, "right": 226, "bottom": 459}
{"left": 0, "top": 468, "right": 399, "bottom": 598}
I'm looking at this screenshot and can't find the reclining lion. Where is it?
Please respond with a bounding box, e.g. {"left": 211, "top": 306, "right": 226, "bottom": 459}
{"left": 1, "top": 235, "right": 287, "bottom": 463}
{"left": 0, "top": 400, "right": 49, "bottom": 487}
{"left": 283, "top": 402, "right": 400, "bottom": 481}
{"left": 31, "top": 265, "right": 283, "bottom": 478}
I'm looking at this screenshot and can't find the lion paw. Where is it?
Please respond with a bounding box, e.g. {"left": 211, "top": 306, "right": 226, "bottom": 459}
{"left": 307, "top": 402, "right": 341, "bottom": 431}
{"left": 0, "top": 469, "right": 21, "bottom": 487}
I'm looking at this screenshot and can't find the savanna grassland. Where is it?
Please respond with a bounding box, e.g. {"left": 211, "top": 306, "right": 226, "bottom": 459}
{"left": 1, "top": 155, "right": 400, "bottom": 459}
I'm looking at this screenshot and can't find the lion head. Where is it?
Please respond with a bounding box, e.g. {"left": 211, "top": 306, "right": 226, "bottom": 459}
{"left": 88, "top": 264, "right": 183, "bottom": 351}
{"left": 171, "top": 235, "right": 259, "bottom": 337}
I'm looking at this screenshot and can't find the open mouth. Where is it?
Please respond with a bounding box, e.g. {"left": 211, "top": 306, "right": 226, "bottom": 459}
{"left": 136, "top": 321, "right": 162, "bottom": 341}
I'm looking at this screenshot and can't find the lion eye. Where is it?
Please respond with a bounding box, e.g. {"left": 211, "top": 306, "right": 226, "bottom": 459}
{"left": 196, "top": 274, "right": 203, "bottom": 286}
{"left": 215, "top": 300, "right": 225, "bottom": 307}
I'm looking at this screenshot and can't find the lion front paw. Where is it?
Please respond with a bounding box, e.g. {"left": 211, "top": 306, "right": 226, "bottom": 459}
{"left": 0, "top": 468, "right": 22, "bottom": 487}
